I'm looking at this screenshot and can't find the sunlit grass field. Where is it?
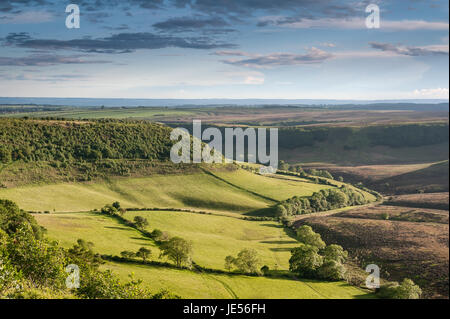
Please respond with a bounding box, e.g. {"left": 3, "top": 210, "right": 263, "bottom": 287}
{"left": 123, "top": 210, "right": 298, "bottom": 270}
{"left": 1, "top": 107, "right": 200, "bottom": 120}
{"left": 107, "top": 262, "right": 372, "bottom": 299}
{"left": 34, "top": 212, "right": 160, "bottom": 257}
{"left": 0, "top": 169, "right": 344, "bottom": 214}
{"left": 34, "top": 210, "right": 372, "bottom": 299}
{"left": 0, "top": 171, "right": 272, "bottom": 213}
{"left": 212, "top": 169, "right": 336, "bottom": 201}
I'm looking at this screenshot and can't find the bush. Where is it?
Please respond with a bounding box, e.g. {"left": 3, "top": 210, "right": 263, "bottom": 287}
{"left": 377, "top": 279, "right": 422, "bottom": 299}
{"left": 233, "top": 249, "right": 261, "bottom": 274}
{"left": 289, "top": 244, "right": 323, "bottom": 277}
{"left": 317, "top": 260, "right": 346, "bottom": 281}
{"left": 296, "top": 225, "right": 326, "bottom": 249}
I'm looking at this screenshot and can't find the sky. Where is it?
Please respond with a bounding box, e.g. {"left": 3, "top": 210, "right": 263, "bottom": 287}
{"left": 0, "top": 0, "right": 448, "bottom": 100}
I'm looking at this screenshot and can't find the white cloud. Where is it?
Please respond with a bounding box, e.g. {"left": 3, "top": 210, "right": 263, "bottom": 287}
{"left": 259, "top": 17, "right": 449, "bottom": 31}
{"left": 222, "top": 47, "right": 332, "bottom": 68}
{"left": 370, "top": 42, "right": 449, "bottom": 56}
{"left": 0, "top": 11, "right": 53, "bottom": 24}
{"left": 413, "top": 88, "right": 449, "bottom": 99}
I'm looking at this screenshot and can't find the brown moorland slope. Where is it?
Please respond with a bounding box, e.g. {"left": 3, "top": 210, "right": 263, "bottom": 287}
{"left": 295, "top": 205, "right": 449, "bottom": 299}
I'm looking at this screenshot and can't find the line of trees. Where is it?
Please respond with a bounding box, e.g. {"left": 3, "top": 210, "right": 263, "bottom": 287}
{"left": 275, "top": 186, "right": 368, "bottom": 222}
{"left": 99, "top": 202, "right": 193, "bottom": 269}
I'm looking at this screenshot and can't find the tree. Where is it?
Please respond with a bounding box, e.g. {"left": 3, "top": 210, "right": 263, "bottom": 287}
{"left": 378, "top": 279, "right": 422, "bottom": 299}
{"left": 275, "top": 205, "right": 287, "bottom": 219}
{"left": 112, "top": 202, "right": 121, "bottom": 210}
{"left": 317, "top": 260, "right": 346, "bottom": 281}
{"left": 326, "top": 190, "right": 347, "bottom": 207}
{"left": 136, "top": 247, "right": 151, "bottom": 262}
{"left": 101, "top": 205, "right": 117, "bottom": 216}
{"left": 118, "top": 208, "right": 127, "bottom": 216}
{"left": 296, "top": 225, "right": 326, "bottom": 250}
{"left": 279, "top": 160, "right": 290, "bottom": 171}
{"left": 120, "top": 250, "right": 136, "bottom": 259}
{"left": 151, "top": 229, "right": 163, "bottom": 240}
{"left": 224, "top": 255, "right": 235, "bottom": 272}
{"left": 133, "top": 216, "right": 149, "bottom": 229}
{"left": 260, "top": 265, "right": 270, "bottom": 275}
{"left": 0, "top": 145, "right": 11, "bottom": 164}
{"left": 68, "top": 239, "right": 103, "bottom": 268}
{"left": 1, "top": 199, "right": 44, "bottom": 239}
{"left": 289, "top": 244, "right": 323, "bottom": 277}
{"left": 159, "top": 237, "right": 193, "bottom": 268}
{"left": 322, "top": 244, "right": 348, "bottom": 264}
{"left": 233, "top": 249, "right": 261, "bottom": 274}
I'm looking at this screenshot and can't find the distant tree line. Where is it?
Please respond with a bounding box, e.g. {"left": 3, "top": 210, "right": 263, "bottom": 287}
{"left": 275, "top": 186, "right": 368, "bottom": 222}
{"left": 278, "top": 124, "right": 449, "bottom": 149}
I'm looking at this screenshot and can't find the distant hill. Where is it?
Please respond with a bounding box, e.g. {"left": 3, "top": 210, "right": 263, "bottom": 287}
{"left": 0, "top": 118, "right": 173, "bottom": 163}
{"left": 373, "top": 161, "right": 449, "bottom": 194}
{"left": 0, "top": 97, "right": 448, "bottom": 108}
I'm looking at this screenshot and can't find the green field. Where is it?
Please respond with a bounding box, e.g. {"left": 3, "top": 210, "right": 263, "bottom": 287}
{"left": 0, "top": 171, "right": 267, "bottom": 214}
{"left": 34, "top": 210, "right": 372, "bottom": 299}
{"left": 0, "top": 107, "right": 200, "bottom": 120}
{"left": 0, "top": 169, "right": 344, "bottom": 214}
{"left": 123, "top": 210, "right": 298, "bottom": 270}
{"left": 210, "top": 169, "right": 332, "bottom": 201}
{"left": 106, "top": 262, "right": 371, "bottom": 299}
{"left": 34, "top": 212, "right": 159, "bottom": 257}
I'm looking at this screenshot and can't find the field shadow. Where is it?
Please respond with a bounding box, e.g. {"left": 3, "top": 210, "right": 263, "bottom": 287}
{"left": 130, "top": 236, "right": 153, "bottom": 242}
{"left": 260, "top": 223, "right": 283, "bottom": 228}
{"left": 104, "top": 226, "right": 129, "bottom": 231}
{"left": 269, "top": 247, "right": 293, "bottom": 252}
{"left": 244, "top": 207, "right": 274, "bottom": 217}
{"left": 283, "top": 226, "right": 298, "bottom": 241}
{"left": 176, "top": 195, "right": 254, "bottom": 212}
{"left": 260, "top": 240, "right": 297, "bottom": 244}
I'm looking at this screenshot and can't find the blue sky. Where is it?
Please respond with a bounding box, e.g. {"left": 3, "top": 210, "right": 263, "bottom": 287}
{"left": 0, "top": 0, "right": 448, "bottom": 99}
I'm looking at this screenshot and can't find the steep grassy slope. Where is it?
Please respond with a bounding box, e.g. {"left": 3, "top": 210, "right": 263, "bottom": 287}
{"left": 209, "top": 169, "right": 331, "bottom": 201}
{"left": 0, "top": 168, "right": 347, "bottom": 214}
{"left": 0, "top": 172, "right": 270, "bottom": 214}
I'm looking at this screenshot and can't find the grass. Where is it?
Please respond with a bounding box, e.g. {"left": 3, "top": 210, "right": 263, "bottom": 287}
{"left": 123, "top": 210, "right": 298, "bottom": 270}
{"left": 34, "top": 212, "right": 160, "bottom": 257}
{"left": 209, "top": 169, "right": 333, "bottom": 201}
{"left": 0, "top": 169, "right": 342, "bottom": 214}
{"left": 0, "top": 171, "right": 271, "bottom": 214}
{"left": 106, "top": 261, "right": 372, "bottom": 299}
{"left": 1, "top": 107, "right": 200, "bottom": 120}
{"left": 35, "top": 209, "right": 373, "bottom": 299}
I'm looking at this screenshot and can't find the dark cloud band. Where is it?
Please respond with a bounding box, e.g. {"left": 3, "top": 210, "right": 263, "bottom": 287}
{"left": 3, "top": 32, "right": 237, "bottom": 53}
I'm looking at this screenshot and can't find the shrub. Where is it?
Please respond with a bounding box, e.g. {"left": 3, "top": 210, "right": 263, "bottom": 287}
{"left": 296, "top": 225, "right": 326, "bottom": 250}
{"left": 377, "top": 279, "right": 422, "bottom": 299}
{"left": 289, "top": 244, "right": 323, "bottom": 277}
